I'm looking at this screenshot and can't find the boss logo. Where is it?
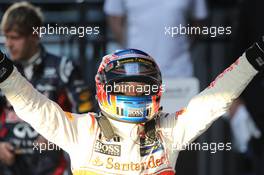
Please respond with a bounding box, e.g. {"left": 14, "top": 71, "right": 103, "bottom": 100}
{"left": 94, "top": 140, "right": 121, "bottom": 156}
{"left": 128, "top": 109, "right": 143, "bottom": 117}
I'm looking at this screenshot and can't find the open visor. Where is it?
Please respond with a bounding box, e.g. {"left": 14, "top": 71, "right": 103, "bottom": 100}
{"left": 103, "top": 57, "right": 162, "bottom": 96}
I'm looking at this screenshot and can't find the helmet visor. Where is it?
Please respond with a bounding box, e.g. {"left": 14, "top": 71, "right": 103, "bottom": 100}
{"left": 103, "top": 57, "right": 162, "bottom": 88}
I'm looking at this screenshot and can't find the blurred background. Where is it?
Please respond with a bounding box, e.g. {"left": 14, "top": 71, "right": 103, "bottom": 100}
{"left": 0, "top": 0, "right": 263, "bottom": 175}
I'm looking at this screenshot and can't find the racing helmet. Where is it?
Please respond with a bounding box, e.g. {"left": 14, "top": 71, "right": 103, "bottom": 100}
{"left": 95, "top": 49, "right": 163, "bottom": 123}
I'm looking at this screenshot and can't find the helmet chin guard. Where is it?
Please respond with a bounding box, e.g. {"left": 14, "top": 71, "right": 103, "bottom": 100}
{"left": 95, "top": 49, "right": 162, "bottom": 123}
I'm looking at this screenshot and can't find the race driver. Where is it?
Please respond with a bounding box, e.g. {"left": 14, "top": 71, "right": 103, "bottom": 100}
{"left": 0, "top": 38, "right": 263, "bottom": 175}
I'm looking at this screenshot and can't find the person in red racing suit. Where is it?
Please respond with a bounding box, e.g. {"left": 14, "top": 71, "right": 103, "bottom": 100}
{"left": 0, "top": 38, "right": 263, "bottom": 175}
{"left": 0, "top": 2, "right": 95, "bottom": 175}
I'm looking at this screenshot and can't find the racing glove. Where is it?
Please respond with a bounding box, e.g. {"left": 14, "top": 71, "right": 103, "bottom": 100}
{"left": 0, "top": 50, "right": 14, "bottom": 83}
{"left": 245, "top": 36, "right": 264, "bottom": 72}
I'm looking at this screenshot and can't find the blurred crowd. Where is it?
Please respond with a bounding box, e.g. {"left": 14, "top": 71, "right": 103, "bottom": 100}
{"left": 0, "top": 0, "right": 263, "bottom": 175}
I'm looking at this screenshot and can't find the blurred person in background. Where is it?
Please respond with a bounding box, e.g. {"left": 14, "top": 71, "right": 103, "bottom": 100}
{"left": 227, "top": 0, "right": 264, "bottom": 174}
{"left": 0, "top": 2, "right": 94, "bottom": 175}
{"left": 104, "top": 0, "right": 208, "bottom": 78}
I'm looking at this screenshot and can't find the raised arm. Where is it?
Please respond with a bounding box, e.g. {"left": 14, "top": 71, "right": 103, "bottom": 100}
{"left": 0, "top": 52, "right": 93, "bottom": 153}
{"left": 159, "top": 39, "right": 264, "bottom": 148}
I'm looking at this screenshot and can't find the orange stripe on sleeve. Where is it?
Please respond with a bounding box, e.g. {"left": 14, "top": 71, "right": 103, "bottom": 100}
{"left": 64, "top": 112, "right": 74, "bottom": 121}
{"left": 89, "top": 113, "right": 96, "bottom": 134}
{"left": 175, "top": 108, "right": 186, "bottom": 117}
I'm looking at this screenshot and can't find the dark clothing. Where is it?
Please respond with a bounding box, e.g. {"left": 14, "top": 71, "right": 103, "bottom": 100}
{"left": 0, "top": 46, "right": 94, "bottom": 175}
{"left": 231, "top": 0, "right": 264, "bottom": 134}
{"left": 230, "top": 0, "right": 264, "bottom": 175}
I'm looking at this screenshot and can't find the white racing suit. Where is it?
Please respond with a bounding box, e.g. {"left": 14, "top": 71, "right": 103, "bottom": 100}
{"left": 0, "top": 53, "right": 258, "bottom": 175}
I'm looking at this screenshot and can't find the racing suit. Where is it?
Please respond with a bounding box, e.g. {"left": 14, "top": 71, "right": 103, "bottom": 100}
{"left": 0, "top": 46, "right": 94, "bottom": 175}
{"left": 0, "top": 44, "right": 262, "bottom": 175}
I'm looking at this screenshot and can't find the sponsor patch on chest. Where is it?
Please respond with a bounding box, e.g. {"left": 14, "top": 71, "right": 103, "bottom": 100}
{"left": 94, "top": 140, "right": 121, "bottom": 156}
